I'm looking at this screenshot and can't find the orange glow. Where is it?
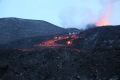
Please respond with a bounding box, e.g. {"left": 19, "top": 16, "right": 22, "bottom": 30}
{"left": 35, "top": 34, "right": 81, "bottom": 47}
{"left": 67, "top": 41, "right": 72, "bottom": 45}
{"left": 71, "top": 34, "right": 79, "bottom": 39}
{"left": 4, "top": 34, "right": 81, "bottom": 52}
{"left": 96, "top": 7, "right": 113, "bottom": 26}
{"left": 96, "top": 12, "right": 109, "bottom": 26}
{"left": 35, "top": 39, "right": 65, "bottom": 47}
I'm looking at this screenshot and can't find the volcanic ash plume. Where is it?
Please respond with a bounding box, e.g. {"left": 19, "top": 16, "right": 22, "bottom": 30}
{"left": 59, "top": 7, "right": 96, "bottom": 29}
{"left": 95, "top": 0, "right": 117, "bottom": 26}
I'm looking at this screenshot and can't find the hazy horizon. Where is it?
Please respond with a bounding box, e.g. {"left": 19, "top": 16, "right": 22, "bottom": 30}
{"left": 0, "top": 0, "right": 120, "bottom": 29}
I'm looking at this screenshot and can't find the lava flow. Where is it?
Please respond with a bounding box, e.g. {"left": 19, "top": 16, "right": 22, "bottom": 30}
{"left": 34, "top": 34, "right": 81, "bottom": 47}
{"left": 3, "top": 34, "right": 82, "bottom": 52}
{"left": 34, "top": 34, "right": 82, "bottom": 52}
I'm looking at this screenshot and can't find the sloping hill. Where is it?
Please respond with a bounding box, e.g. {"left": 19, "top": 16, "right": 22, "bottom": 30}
{"left": 1, "top": 25, "right": 120, "bottom": 51}
{"left": 0, "top": 25, "right": 120, "bottom": 80}
{"left": 0, "top": 18, "right": 67, "bottom": 44}
{"left": 74, "top": 25, "right": 120, "bottom": 51}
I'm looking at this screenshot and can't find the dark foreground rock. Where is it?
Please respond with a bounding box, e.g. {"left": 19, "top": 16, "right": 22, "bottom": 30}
{"left": 0, "top": 49, "right": 119, "bottom": 80}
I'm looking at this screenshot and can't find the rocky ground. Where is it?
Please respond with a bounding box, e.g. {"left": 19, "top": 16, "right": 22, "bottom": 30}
{"left": 0, "top": 48, "right": 119, "bottom": 80}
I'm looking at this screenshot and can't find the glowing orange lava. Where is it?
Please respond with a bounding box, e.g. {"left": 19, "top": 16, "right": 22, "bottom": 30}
{"left": 96, "top": 7, "right": 113, "bottom": 26}
{"left": 34, "top": 34, "right": 80, "bottom": 47}
{"left": 35, "top": 39, "right": 65, "bottom": 47}
{"left": 4, "top": 34, "right": 81, "bottom": 52}
{"left": 67, "top": 40, "right": 72, "bottom": 45}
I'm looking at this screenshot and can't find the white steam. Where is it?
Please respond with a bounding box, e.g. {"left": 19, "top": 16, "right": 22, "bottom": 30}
{"left": 59, "top": 0, "right": 119, "bottom": 29}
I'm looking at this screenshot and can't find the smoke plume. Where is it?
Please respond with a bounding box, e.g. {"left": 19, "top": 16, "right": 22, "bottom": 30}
{"left": 59, "top": 0, "right": 118, "bottom": 29}
{"left": 59, "top": 6, "right": 96, "bottom": 29}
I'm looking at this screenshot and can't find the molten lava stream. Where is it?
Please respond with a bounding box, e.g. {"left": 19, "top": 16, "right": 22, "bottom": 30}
{"left": 34, "top": 34, "right": 80, "bottom": 48}
{"left": 35, "top": 39, "right": 66, "bottom": 47}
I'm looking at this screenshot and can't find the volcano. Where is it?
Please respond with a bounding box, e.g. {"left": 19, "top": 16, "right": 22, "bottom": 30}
{"left": 0, "top": 17, "right": 80, "bottom": 44}
{"left": 0, "top": 18, "right": 120, "bottom": 80}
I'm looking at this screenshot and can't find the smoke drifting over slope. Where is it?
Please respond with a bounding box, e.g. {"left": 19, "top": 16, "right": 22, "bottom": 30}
{"left": 59, "top": 0, "right": 119, "bottom": 29}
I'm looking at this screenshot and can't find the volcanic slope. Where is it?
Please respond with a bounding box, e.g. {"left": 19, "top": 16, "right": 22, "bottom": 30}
{"left": 74, "top": 25, "right": 120, "bottom": 51}
{"left": 1, "top": 25, "right": 120, "bottom": 52}
{"left": 0, "top": 17, "right": 80, "bottom": 44}
{"left": 0, "top": 25, "right": 120, "bottom": 80}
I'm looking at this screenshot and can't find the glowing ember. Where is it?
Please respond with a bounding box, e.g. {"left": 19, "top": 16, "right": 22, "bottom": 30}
{"left": 66, "top": 41, "right": 72, "bottom": 45}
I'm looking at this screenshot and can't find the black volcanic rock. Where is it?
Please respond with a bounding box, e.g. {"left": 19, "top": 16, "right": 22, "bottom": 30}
{"left": 74, "top": 25, "right": 120, "bottom": 51}
{"left": 0, "top": 18, "right": 67, "bottom": 44}
{"left": 0, "top": 25, "right": 120, "bottom": 80}
{"left": 0, "top": 48, "right": 119, "bottom": 80}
